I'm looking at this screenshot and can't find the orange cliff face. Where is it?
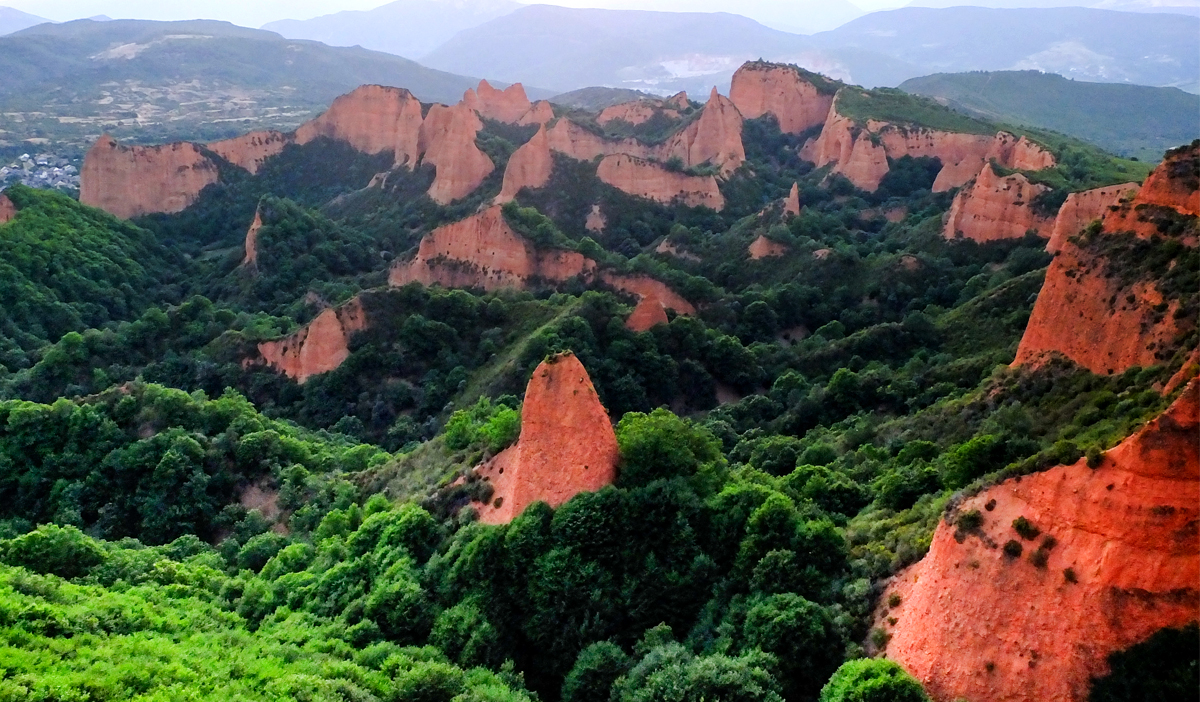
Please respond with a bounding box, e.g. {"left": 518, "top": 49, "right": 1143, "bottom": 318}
{"left": 472, "top": 352, "right": 620, "bottom": 524}
{"left": 1047, "top": 182, "right": 1139, "bottom": 253}
{"left": 243, "top": 206, "right": 263, "bottom": 267}
{"left": 729, "top": 61, "right": 834, "bottom": 135}
{"left": 463, "top": 80, "right": 551, "bottom": 125}
{"left": 1015, "top": 146, "right": 1198, "bottom": 375}
{"left": 598, "top": 98, "right": 682, "bottom": 126}
{"left": 80, "top": 136, "right": 220, "bottom": 219}
{"left": 294, "top": 84, "right": 424, "bottom": 166}
{"left": 208, "top": 130, "right": 293, "bottom": 174}
{"left": 801, "top": 96, "right": 1056, "bottom": 193}
{"left": 626, "top": 296, "right": 669, "bottom": 332}
{"left": 418, "top": 103, "right": 495, "bottom": 205}
{"left": 497, "top": 124, "right": 552, "bottom": 203}
{"left": 1102, "top": 143, "right": 1200, "bottom": 241}
{"left": 0, "top": 193, "right": 15, "bottom": 224}
{"left": 749, "top": 235, "right": 788, "bottom": 260}
{"left": 881, "top": 379, "right": 1200, "bottom": 702}
{"left": 943, "top": 164, "right": 1053, "bottom": 243}
{"left": 597, "top": 154, "right": 724, "bottom": 210}
{"left": 257, "top": 299, "right": 367, "bottom": 383}
{"left": 784, "top": 182, "right": 801, "bottom": 216}
{"left": 659, "top": 88, "right": 745, "bottom": 176}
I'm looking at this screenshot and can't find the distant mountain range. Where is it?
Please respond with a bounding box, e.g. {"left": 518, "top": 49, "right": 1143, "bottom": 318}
{"left": 901, "top": 70, "right": 1200, "bottom": 160}
{"left": 261, "top": 0, "right": 521, "bottom": 61}
{"left": 0, "top": 18, "right": 489, "bottom": 151}
{"left": 414, "top": 5, "right": 1198, "bottom": 95}
{"left": 0, "top": 6, "right": 48, "bottom": 35}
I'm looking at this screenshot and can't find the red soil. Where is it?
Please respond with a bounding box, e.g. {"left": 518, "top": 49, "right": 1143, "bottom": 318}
{"left": 943, "top": 164, "right": 1053, "bottom": 243}
{"left": 80, "top": 136, "right": 220, "bottom": 219}
{"left": 626, "top": 296, "right": 670, "bottom": 331}
{"left": 258, "top": 298, "right": 367, "bottom": 383}
{"left": 730, "top": 62, "right": 834, "bottom": 135}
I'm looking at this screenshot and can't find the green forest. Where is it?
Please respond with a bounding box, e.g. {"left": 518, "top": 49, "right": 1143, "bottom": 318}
{"left": 0, "top": 74, "right": 1196, "bottom": 702}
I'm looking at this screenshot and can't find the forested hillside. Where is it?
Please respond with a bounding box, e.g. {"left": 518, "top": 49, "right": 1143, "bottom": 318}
{"left": 0, "top": 60, "right": 1195, "bottom": 702}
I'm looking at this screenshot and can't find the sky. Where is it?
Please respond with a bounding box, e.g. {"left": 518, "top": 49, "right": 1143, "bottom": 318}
{"left": 6, "top": 0, "right": 909, "bottom": 27}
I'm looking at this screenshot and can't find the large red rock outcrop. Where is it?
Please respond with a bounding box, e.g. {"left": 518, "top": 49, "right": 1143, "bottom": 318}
{"left": 599, "top": 99, "right": 680, "bottom": 126}
{"left": 881, "top": 379, "right": 1200, "bottom": 702}
{"left": 463, "top": 80, "right": 534, "bottom": 124}
{"left": 1047, "top": 182, "right": 1139, "bottom": 253}
{"left": 801, "top": 96, "right": 1056, "bottom": 193}
{"left": 943, "top": 164, "right": 1053, "bottom": 243}
{"left": 472, "top": 352, "right": 620, "bottom": 524}
{"left": 208, "top": 130, "right": 292, "bottom": 174}
{"left": 517, "top": 101, "right": 555, "bottom": 126}
{"left": 601, "top": 272, "right": 697, "bottom": 315}
{"left": 243, "top": 206, "right": 263, "bottom": 267}
{"left": 418, "top": 103, "right": 495, "bottom": 204}
{"left": 784, "top": 182, "right": 801, "bottom": 216}
{"left": 258, "top": 298, "right": 367, "bottom": 383}
{"left": 729, "top": 61, "right": 834, "bottom": 135}
{"left": 1015, "top": 147, "right": 1198, "bottom": 375}
{"left": 749, "top": 235, "right": 788, "bottom": 259}
{"left": 546, "top": 118, "right": 651, "bottom": 162}
{"left": 294, "top": 85, "right": 424, "bottom": 166}
{"left": 0, "top": 194, "right": 15, "bottom": 224}
{"left": 659, "top": 88, "right": 745, "bottom": 175}
{"left": 597, "top": 154, "right": 724, "bottom": 210}
{"left": 389, "top": 206, "right": 595, "bottom": 290}
{"left": 80, "top": 135, "right": 220, "bottom": 219}
{"left": 626, "top": 296, "right": 669, "bottom": 332}
{"left": 497, "top": 125, "right": 552, "bottom": 203}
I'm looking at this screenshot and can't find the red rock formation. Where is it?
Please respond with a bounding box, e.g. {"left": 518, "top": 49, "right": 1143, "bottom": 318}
{"left": 626, "top": 296, "right": 669, "bottom": 332}
{"left": 598, "top": 99, "right": 679, "bottom": 126}
{"left": 463, "top": 80, "right": 534, "bottom": 124}
{"left": 729, "top": 62, "right": 834, "bottom": 135}
{"left": 988, "top": 132, "right": 1056, "bottom": 172}
{"left": 0, "top": 193, "right": 15, "bottom": 224}
{"left": 658, "top": 88, "right": 745, "bottom": 175}
{"left": 294, "top": 85, "right": 424, "bottom": 166}
{"left": 80, "top": 135, "right": 220, "bottom": 219}
{"left": 517, "top": 100, "right": 555, "bottom": 126}
{"left": 258, "top": 298, "right": 367, "bottom": 383}
{"left": 801, "top": 107, "right": 889, "bottom": 191}
{"left": 472, "top": 352, "right": 620, "bottom": 524}
{"left": 546, "top": 118, "right": 651, "bottom": 162}
{"left": 208, "top": 130, "right": 292, "bottom": 174}
{"left": 585, "top": 204, "right": 606, "bottom": 233}
{"left": 1015, "top": 149, "right": 1197, "bottom": 375}
{"left": 784, "top": 182, "right": 801, "bottom": 217}
{"left": 243, "top": 206, "right": 263, "bottom": 267}
{"left": 1047, "top": 182, "right": 1139, "bottom": 253}
{"left": 601, "top": 272, "right": 697, "bottom": 315}
{"left": 944, "top": 164, "right": 1053, "bottom": 243}
{"left": 597, "top": 154, "right": 724, "bottom": 210}
{"left": 497, "top": 125, "right": 552, "bottom": 203}
{"left": 749, "top": 235, "right": 787, "bottom": 259}
{"left": 419, "top": 102, "right": 495, "bottom": 204}
{"left": 389, "top": 206, "right": 595, "bottom": 290}
{"left": 1102, "top": 144, "right": 1200, "bottom": 241}
{"left": 881, "top": 379, "right": 1199, "bottom": 702}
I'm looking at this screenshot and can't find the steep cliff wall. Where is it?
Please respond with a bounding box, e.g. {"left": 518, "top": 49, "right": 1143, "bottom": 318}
{"left": 463, "top": 80, "right": 535, "bottom": 124}
{"left": 625, "top": 296, "right": 669, "bottom": 332}
{"left": 600, "top": 272, "right": 697, "bottom": 315}
{"left": 729, "top": 61, "right": 834, "bottom": 135}
{"left": 749, "top": 235, "right": 788, "bottom": 260}
{"left": 0, "top": 194, "right": 15, "bottom": 224}
{"left": 294, "top": 84, "right": 424, "bottom": 166}
{"left": 784, "top": 182, "right": 801, "bottom": 217}
{"left": 518, "top": 101, "right": 555, "bottom": 126}
{"left": 243, "top": 206, "right": 263, "bottom": 267}
{"left": 418, "top": 102, "right": 495, "bottom": 205}
{"left": 659, "top": 88, "right": 745, "bottom": 175}
{"left": 1047, "top": 182, "right": 1139, "bottom": 253}
{"left": 943, "top": 164, "right": 1053, "bottom": 243}
{"left": 497, "top": 124, "right": 552, "bottom": 203}
{"left": 599, "top": 99, "right": 680, "bottom": 126}
{"left": 1015, "top": 147, "right": 1198, "bottom": 375}
{"left": 881, "top": 379, "right": 1199, "bottom": 702}
{"left": 258, "top": 299, "right": 368, "bottom": 383}
{"left": 208, "top": 130, "right": 293, "bottom": 174}
{"left": 80, "top": 135, "right": 221, "bottom": 219}
{"left": 596, "top": 154, "right": 724, "bottom": 210}
{"left": 546, "top": 118, "right": 651, "bottom": 162}
{"left": 472, "top": 352, "right": 620, "bottom": 524}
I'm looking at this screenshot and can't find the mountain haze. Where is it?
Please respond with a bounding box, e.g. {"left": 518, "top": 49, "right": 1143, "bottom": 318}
{"left": 0, "top": 6, "right": 48, "bottom": 35}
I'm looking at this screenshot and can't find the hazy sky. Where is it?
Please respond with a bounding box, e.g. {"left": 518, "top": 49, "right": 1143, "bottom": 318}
{"left": 6, "top": 0, "right": 909, "bottom": 27}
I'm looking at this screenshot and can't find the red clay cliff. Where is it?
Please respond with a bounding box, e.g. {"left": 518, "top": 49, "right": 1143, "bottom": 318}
{"left": 943, "top": 164, "right": 1053, "bottom": 243}
{"left": 730, "top": 61, "right": 834, "bottom": 135}
{"left": 80, "top": 136, "right": 220, "bottom": 219}
{"left": 881, "top": 379, "right": 1200, "bottom": 702}
{"left": 258, "top": 298, "right": 367, "bottom": 383}
{"left": 472, "top": 352, "right": 620, "bottom": 524}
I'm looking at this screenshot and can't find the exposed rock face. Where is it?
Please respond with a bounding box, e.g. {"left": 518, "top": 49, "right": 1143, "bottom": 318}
{"left": 419, "top": 103, "right": 495, "bottom": 204}
{"left": 659, "top": 88, "right": 745, "bottom": 175}
{"left": 585, "top": 204, "right": 606, "bottom": 233}
{"left": 598, "top": 99, "right": 680, "bottom": 126}
{"left": 784, "top": 182, "right": 801, "bottom": 217}
{"left": 546, "top": 118, "right": 651, "bottom": 162}
{"left": 258, "top": 298, "right": 367, "bottom": 383}
{"left": 1047, "top": 182, "right": 1139, "bottom": 253}
{"left": 1015, "top": 150, "right": 1198, "bottom": 375}
{"left": 208, "top": 130, "right": 292, "bottom": 174}
{"left": 80, "top": 135, "right": 221, "bottom": 219}
{"left": 1102, "top": 144, "right": 1200, "bottom": 241}
{"left": 497, "top": 125, "right": 552, "bottom": 203}
{"left": 472, "top": 352, "right": 620, "bottom": 524}
{"left": 597, "top": 154, "right": 724, "bottom": 210}
{"left": 0, "top": 194, "right": 15, "bottom": 224}
{"left": 463, "top": 80, "right": 534, "bottom": 124}
{"left": 626, "top": 296, "right": 669, "bottom": 332}
{"left": 294, "top": 85, "right": 424, "bottom": 166}
{"left": 729, "top": 61, "right": 833, "bottom": 134}
{"left": 802, "top": 97, "right": 1056, "bottom": 193}
{"left": 389, "top": 206, "right": 595, "bottom": 290}
{"left": 517, "top": 100, "right": 555, "bottom": 126}
{"left": 601, "top": 272, "right": 697, "bottom": 315}
{"left": 943, "top": 164, "right": 1053, "bottom": 243}
{"left": 243, "top": 206, "right": 263, "bottom": 267}
{"left": 749, "top": 235, "right": 788, "bottom": 259}
{"left": 882, "top": 379, "right": 1199, "bottom": 702}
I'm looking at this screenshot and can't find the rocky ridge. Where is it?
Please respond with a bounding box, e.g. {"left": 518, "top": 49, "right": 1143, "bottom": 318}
{"left": 943, "top": 164, "right": 1053, "bottom": 243}
{"left": 729, "top": 61, "right": 834, "bottom": 135}
{"left": 258, "top": 298, "right": 367, "bottom": 383}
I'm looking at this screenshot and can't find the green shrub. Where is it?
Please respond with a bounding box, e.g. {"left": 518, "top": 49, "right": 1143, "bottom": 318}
{"left": 1012, "top": 517, "right": 1040, "bottom": 540}
{"left": 819, "top": 658, "right": 930, "bottom": 702}
{"left": 1002, "top": 540, "right": 1023, "bottom": 558}
{"left": 1, "top": 524, "right": 106, "bottom": 579}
